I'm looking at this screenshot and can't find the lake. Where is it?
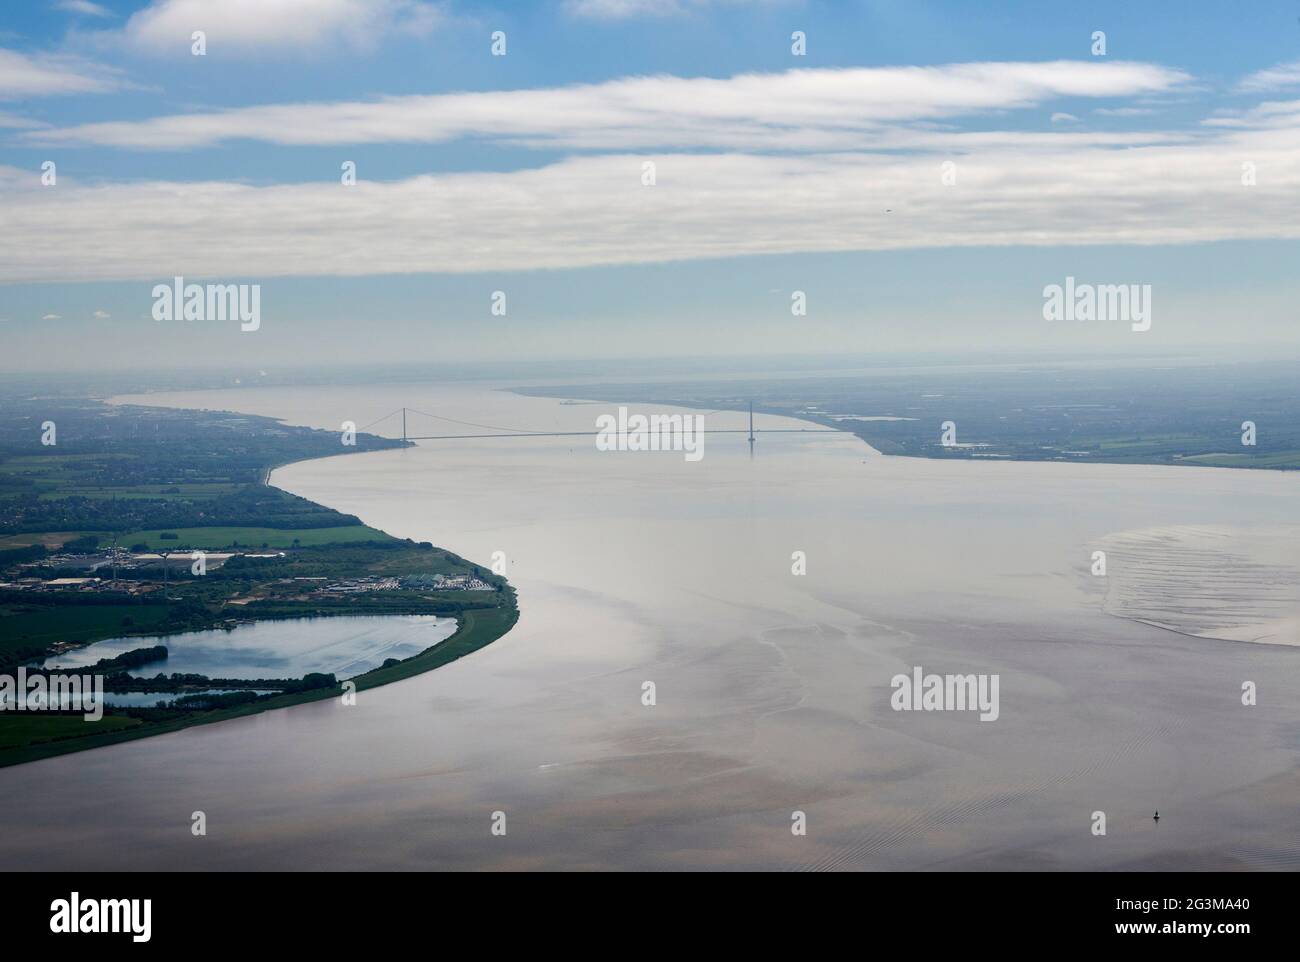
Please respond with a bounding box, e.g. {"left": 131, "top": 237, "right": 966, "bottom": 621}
{"left": 39, "top": 614, "right": 456, "bottom": 681}
{"left": 0, "top": 380, "right": 1296, "bottom": 870}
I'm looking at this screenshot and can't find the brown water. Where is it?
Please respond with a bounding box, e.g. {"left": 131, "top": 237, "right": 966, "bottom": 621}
{"left": 2, "top": 382, "right": 1297, "bottom": 870}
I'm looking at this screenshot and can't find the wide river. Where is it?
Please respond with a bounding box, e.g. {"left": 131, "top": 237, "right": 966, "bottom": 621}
{"left": 2, "top": 381, "right": 1297, "bottom": 870}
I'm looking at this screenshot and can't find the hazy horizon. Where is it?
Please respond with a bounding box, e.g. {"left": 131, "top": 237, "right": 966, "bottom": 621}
{"left": 3, "top": 0, "right": 1299, "bottom": 902}
{"left": 6, "top": 2, "right": 1300, "bottom": 370}
{"left": 6, "top": 342, "right": 1300, "bottom": 380}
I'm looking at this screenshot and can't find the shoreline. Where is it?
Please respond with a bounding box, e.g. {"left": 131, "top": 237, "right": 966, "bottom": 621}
{"left": 4, "top": 380, "right": 1298, "bottom": 869}
{"left": 0, "top": 398, "right": 519, "bottom": 768}
{"left": 506, "top": 385, "right": 1300, "bottom": 475}
{"left": 0, "top": 605, "right": 517, "bottom": 769}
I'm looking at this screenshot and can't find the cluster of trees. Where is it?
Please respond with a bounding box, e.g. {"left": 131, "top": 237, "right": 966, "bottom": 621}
{"left": 0, "top": 643, "right": 47, "bottom": 672}
{"left": 20, "top": 646, "right": 166, "bottom": 681}
{"left": 111, "top": 673, "right": 338, "bottom": 719}
{"left": 0, "top": 588, "right": 161, "bottom": 608}
{"left": 1, "top": 485, "right": 367, "bottom": 535}
{"left": 0, "top": 544, "right": 46, "bottom": 566}
{"left": 83, "top": 645, "right": 167, "bottom": 672}
{"left": 0, "top": 397, "right": 403, "bottom": 488}
{"left": 169, "top": 690, "right": 262, "bottom": 710}
{"left": 105, "top": 670, "right": 337, "bottom": 693}
{"left": 0, "top": 394, "right": 404, "bottom": 536}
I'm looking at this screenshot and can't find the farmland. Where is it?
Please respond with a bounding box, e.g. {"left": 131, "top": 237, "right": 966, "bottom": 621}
{"left": 0, "top": 389, "right": 518, "bottom": 766}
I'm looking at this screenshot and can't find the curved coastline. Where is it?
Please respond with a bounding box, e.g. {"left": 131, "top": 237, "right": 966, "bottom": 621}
{"left": 0, "top": 605, "right": 518, "bottom": 769}
{"left": 3, "top": 381, "right": 1300, "bottom": 868}
{"left": 0, "top": 398, "right": 519, "bottom": 769}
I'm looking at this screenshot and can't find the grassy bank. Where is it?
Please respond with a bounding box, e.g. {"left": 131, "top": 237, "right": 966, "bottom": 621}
{"left": 0, "top": 393, "right": 519, "bottom": 767}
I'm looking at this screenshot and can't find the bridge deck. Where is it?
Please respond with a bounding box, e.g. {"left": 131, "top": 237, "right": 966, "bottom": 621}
{"left": 403, "top": 429, "right": 838, "bottom": 440}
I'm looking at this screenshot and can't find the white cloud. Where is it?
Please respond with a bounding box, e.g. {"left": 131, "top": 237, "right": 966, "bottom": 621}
{"left": 42, "top": 314, "right": 62, "bottom": 320}
{"left": 0, "top": 111, "right": 48, "bottom": 128}
{"left": 4, "top": 115, "right": 1300, "bottom": 284}
{"left": 56, "top": 0, "right": 115, "bottom": 17}
{"left": 7, "top": 57, "right": 1294, "bottom": 286}
{"left": 1238, "top": 60, "right": 1300, "bottom": 93}
{"left": 26, "top": 60, "right": 1189, "bottom": 149}
{"left": 564, "top": 0, "right": 776, "bottom": 18}
{"left": 92, "top": 309, "right": 111, "bottom": 318}
{"left": 113, "top": 0, "right": 444, "bottom": 56}
{"left": 0, "top": 48, "right": 126, "bottom": 99}
{"left": 1050, "top": 112, "right": 1079, "bottom": 123}
{"left": 1094, "top": 106, "right": 1155, "bottom": 117}
{"left": 565, "top": 0, "right": 673, "bottom": 16}
{"left": 1203, "top": 99, "right": 1300, "bottom": 129}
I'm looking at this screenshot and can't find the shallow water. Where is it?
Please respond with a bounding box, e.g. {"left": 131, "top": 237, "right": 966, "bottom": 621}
{"left": 39, "top": 615, "right": 456, "bottom": 681}
{"left": 1, "top": 381, "right": 1297, "bottom": 870}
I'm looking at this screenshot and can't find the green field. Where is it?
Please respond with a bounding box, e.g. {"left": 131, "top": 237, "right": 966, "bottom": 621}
{"left": 0, "top": 394, "right": 517, "bottom": 768}
{"left": 0, "top": 603, "right": 177, "bottom": 658}
{"left": 119, "top": 525, "right": 393, "bottom": 549}
{"left": 2, "top": 453, "right": 243, "bottom": 502}
{"left": 1, "top": 453, "right": 135, "bottom": 496}
{"left": 0, "top": 531, "right": 105, "bottom": 549}
{"left": 0, "top": 714, "right": 142, "bottom": 751}
{"left": 38, "top": 483, "right": 241, "bottom": 501}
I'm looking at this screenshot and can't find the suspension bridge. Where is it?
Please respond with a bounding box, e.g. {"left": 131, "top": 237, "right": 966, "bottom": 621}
{"left": 356, "top": 403, "right": 839, "bottom": 447}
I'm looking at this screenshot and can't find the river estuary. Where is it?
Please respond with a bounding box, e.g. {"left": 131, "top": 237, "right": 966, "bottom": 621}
{"left": 1, "top": 380, "right": 1297, "bottom": 870}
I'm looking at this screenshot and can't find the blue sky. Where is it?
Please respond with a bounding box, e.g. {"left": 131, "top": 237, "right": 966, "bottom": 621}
{"left": 3, "top": 0, "right": 1300, "bottom": 370}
